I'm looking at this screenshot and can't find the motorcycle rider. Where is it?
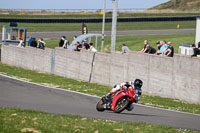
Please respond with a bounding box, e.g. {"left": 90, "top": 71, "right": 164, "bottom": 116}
{"left": 104, "top": 79, "right": 143, "bottom": 111}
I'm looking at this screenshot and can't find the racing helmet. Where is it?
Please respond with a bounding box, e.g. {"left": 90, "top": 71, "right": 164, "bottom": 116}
{"left": 133, "top": 79, "right": 143, "bottom": 89}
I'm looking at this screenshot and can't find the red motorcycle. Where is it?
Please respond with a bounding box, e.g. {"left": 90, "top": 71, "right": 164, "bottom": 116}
{"left": 96, "top": 87, "right": 139, "bottom": 113}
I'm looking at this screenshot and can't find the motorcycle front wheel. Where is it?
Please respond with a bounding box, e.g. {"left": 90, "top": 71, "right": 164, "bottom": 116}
{"left": 96, "top": 99, "right": 105, "bottom": 112}
{"left": 114, "top": 97, "right": 129, "bottom": 113}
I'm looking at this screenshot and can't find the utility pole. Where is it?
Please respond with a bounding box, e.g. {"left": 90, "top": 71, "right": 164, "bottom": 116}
{"left": 101, "top": 0, "right": 106, "bottom": 52}
{"left": 111, "top": 0, "right": 118, "bottom": 52}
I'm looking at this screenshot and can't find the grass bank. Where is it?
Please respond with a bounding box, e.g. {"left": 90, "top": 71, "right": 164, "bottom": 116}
{"left": 1, "top": 108, "right": 198, "bottom": 133}
{"left": 0, "top": 20, "right": 195, "bottom": 32}
{"left": 0, "top": 62, "right": 199, "bottom": 114}
{"left": 45, "top": 34, "right": 195, "bottom": 53}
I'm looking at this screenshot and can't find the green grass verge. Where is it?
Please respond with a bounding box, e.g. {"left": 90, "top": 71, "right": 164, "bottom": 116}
{"left": 0, "top": 20, "right": 195, "bottom": 32}
{"left": 44, "top": 34, "right": 195, "bottom": 53}
{"left": 0, "top": 62, "right": 200, "bottom": 114}
{"left": 1, "top": 108, "right": 198, "bottom": 133}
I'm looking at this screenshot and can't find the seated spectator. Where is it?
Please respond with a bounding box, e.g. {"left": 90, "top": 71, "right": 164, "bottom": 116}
{"left": 75, "top": 42, "right": 82, "bottom": 52}
{"left": 30, "top": 38, "right": 37, "bottom": 47}
{"left": 17, "top": 38, "right": 25, "bottom": 47}
{"left": 37, "top": 38, "right": 45, "bottom": 50}
{"left": 122, "top": 43, "right": 130, "bottom": 54}
{"left": 198, "top": 41, "right": 200, "bottom": 49}
{"left": 88, "top": 43, "right": 97, "bottom": 53}
{"left": 82, "top": 40, "right": 90, "bottom": 50}
{"left": 140, "top": 40, "right": 148, "bottom": 52}
{"left": 11, "top": 36, "right": 16, "bottom": 40}
{"left": 191, "top": 44, "right": 200, "bottom": 57}
{"left": 145, "top": 44, "right": 156, "bottom": 54}
{"left": 165, "top": 42, "right": 174, "bottom": 57}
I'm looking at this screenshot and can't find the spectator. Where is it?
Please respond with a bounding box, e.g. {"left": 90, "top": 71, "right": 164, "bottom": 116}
{"left": 30, "top": 38, "right": 37, "bottom": 47}
{"left": 17, "top": 38, "right": 25, "bottom": 47}
{"left": 191, "top": 44, "right": 200, "bottom": 57}
{"left": 140, "top": 40, "right": 148, "bottom": 52}
{"left": 157, "top": 41, "right": 168, "bottom": 55}
{"left": 145, "top": 44, "right": 157, "bottom": 54}
{"left": 37, "top": 38, "right": 45, "bottom": 50}
{"left": 122, "top": 44, "right": 130, "bottom": 54}
{"left": 88, "top": 43, "right": 97, "bottom": 53}
{"left": 75, "top": 42, "right": 82, "bottom": 52}
{"left": 28, "top": 36, "right": 33, "bottom": 46}
{"left": 82, "top": 40, "right": 90, "bottom": 50}
{"left": 59, "top": 36, "right": 66, "bottom": 48}
{"left": 155, "top": 41, "right": 162, "bottom": 55}
{"left": 11, "top": 36, "right": 16, "bottom": 40}
{"left": 165, "top": 42, "right": 174, "bottom": 57}
{"left": 63, "top": 37, "right": 69, "bottom": 49}
{"left": 73, "top": 36, "right": 77, "bottom": 40}
{"left": 198, "top": 41, "right": 200, "bottom": 49}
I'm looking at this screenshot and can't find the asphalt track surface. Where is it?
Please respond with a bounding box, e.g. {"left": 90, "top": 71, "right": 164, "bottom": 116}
{"left": 0, "top": 74, "right": 200, "bottom": 131}
{"left": 27, "top": 29, "right": 195, "bottom": 39}
{"left": 0, "top": 29, "right": 195, "bottom": 41}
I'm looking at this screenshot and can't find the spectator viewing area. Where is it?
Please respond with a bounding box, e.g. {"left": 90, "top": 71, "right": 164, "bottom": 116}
{"left": 2, "top": 25, "right": 27, "bottom": 46}
{"left": 70, "top": 33, "right": 102, "bottom": 50}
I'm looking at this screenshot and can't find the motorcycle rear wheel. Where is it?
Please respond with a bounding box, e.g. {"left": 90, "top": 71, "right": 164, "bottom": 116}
{"left": 114, "top": 97, "right": 129, "bottom": 113}
{"left": 96, "top": 99, "right": 105, "bottom": 112}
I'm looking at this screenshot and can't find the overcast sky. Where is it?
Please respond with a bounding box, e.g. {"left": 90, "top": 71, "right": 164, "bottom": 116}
{"left": 0, "top": 0, "right": 169, "bottom": 10}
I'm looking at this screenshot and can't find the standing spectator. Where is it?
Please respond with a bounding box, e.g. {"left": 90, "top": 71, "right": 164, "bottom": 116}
{"left": 122, "top": 44, "right": 130, "bottom": 54}
{"left": 28, "top": 36, "right": 33, "bottom": 46}
{"left": 63, "top": 37, "right": 69, "bottom": 49}
{"left": 165, "top": 42, "right": 174, "bottom": 57}
{"left": 82, "top": 40, "right": 90, "bottom": 50}
{"left": 37, "top": 38, "right": 45, "bottom": 50}
{"left": 145, "top": 44, "right": 157, "bottom": 54}
{"left": 59, "top": 36, "right": 66, "bottom": 48}
{"left": 30, "top": 38, "right": 37, "bottom": 47}
{"left": 156, "top": 41, "right": 168, "bottom": 55}
{"left": 75, "top": 42, "right": 82, "bottom": 52}
{"left": 191, "top": 44, "right": 200, "bottom": 57}
{"left": 88, "top": 43, "right": 97, "bottom": 53}
{"left": 155, "top": 41, "right": 162, "bottom": 55}
{"left": 140, "top": 40, "right": 148, "bottom": 52}
{"left": 73, "top": 36, "right": 77, "bottom": 40}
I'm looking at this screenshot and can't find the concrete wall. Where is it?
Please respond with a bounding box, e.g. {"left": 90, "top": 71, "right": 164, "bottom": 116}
{"left": 0, "top": 48, "right": 1, "bottom": 61}
{"left": 1, "top": 45, "right": 200, "bottom": 104}
{"left": 1, "top": 45, "right": 53, "bottom": 73}
{"left": 54, "top": 48, "right": 95, "bottom": 82}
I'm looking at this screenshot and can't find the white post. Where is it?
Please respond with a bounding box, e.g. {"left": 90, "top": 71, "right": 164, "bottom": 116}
{"left": 101, "top": 0, "right": 106, "bottom": 52}
{"left": 95, "top": 35, "right": 98, "bottom": 49}
{"left": 111, "top": 0, "right": 118, "bottom": 52}
{"left": 195, "top": 17, "right": 200, "bottom": 47}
